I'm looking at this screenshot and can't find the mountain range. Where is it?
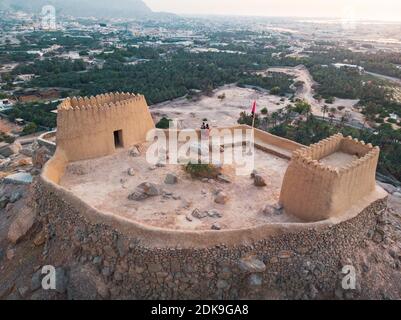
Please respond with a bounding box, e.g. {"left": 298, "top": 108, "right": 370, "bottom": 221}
{"left": 0, "top": 0, "right": 162, "bottom": 19}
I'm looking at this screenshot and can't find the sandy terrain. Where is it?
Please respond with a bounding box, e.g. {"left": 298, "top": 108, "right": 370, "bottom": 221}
{"left": 150, "top": 84, "right": 290, "bottom": 129}
{"left": 150, "top": 66, "right": 366, "bottom": 130}
{"left": 60, "top": 144, "right": 300, "bottom": 231}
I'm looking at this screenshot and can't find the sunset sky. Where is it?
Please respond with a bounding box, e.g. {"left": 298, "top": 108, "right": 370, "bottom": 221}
{"left": 144, "top": 0, "right": 401, "bottom": 21}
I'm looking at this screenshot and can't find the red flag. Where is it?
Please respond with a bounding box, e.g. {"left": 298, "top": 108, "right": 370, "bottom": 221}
{"left": 251, "top": 100, "right": 257, "bottom": 114}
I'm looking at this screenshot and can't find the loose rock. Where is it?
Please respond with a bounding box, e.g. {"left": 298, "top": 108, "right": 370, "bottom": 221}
{"left": 217, "top": 174, "right": 231, "bottom": 184}
{"left": 128, "top": 182, "right": 161, "bottom": 201}
{"left": 32, "top": 146, "right": 51, "bottom": 169}
{"left": 261, "top": 204, "right": 282, "bottom": 216}
{"left": 238, "top": 257, "right": 266, "bottom": 273}
{"left": 164, "top": 173, "right": 178, "bottom": 185}
{"left": 7, "top": 206, "right": 37, "bottom": 244}
{"left": 207, "top": 209, "right": 222, "bottom": 218}
{"left": 254, "top": 174, "right": 267, "bottom": 187}
{"left": 192, "top": 209, "right": 207, "bottom": 219}
{"left": 214, "top": 191, "right": 228, "bottom": 204}
{"left": 211, "top": 223, "right": 221, "bottom": 230}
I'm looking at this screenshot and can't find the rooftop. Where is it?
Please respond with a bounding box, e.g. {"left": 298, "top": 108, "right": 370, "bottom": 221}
{"left": 59, "top": 142, "right": 301, "bottom": 231}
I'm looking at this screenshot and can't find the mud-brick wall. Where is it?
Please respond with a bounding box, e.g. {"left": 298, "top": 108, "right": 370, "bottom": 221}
{"left": 280, "top": 134, "right": 380, "bottom": 222}
{"left": 34, "top": 183, "right": 386, "bottom": 300}
{"left": 56, "top": 94, "right": 155, "bottom": 162}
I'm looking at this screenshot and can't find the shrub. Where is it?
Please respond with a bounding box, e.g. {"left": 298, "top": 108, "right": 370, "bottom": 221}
{"left": 185, "top": 162, "right": 221, "bottom": 179}
{"left": 156, "top": 117, "right": 172, "bottom": 129}
{"left": 22, "top": 122, "right": 38, "bottom": 135}
{"left": 270, "top": 86, "right": 281, "bottom": 95}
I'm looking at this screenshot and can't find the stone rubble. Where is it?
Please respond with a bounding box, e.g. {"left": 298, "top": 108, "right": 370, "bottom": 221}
{"left": 128, "top": 182, "right": 161, "bottom": 201}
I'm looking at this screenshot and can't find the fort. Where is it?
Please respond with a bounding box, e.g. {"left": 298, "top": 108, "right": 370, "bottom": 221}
{"left": 35, "top": 92, "right": 388, "bottom": 299}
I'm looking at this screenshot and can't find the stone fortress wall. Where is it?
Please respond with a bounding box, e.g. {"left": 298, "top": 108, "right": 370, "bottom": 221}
{"left": 35, "top": 183, "right": 386, "bottom": 299}
{"left": 35, "top": 92, "right": 388, "bottom": 299}
{"left": 280, "top": 134, "right": 380, "bottom": 221}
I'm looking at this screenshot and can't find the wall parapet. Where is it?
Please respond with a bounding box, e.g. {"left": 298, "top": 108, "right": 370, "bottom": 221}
{"left": 280, "top": 133, "right": 382, "bottom": 222}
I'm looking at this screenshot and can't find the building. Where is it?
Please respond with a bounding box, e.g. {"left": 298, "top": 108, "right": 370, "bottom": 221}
{"left": 36, "top": 91, "right": 387, "bottom": 299}
{"left": 0, "top": 98, "right": 13, "bottom": 111}
{"left": 56, "top": 92, "right": 154, "bottom": 161}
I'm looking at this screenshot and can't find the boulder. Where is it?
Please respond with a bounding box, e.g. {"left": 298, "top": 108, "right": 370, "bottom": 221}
{"left": 128, "top": 182, "right": 161, "bottom": 201}
{"left": 67, "top": 265, "right": 109, "bottom": 300}
{"left": 164, "top": 173, "right": 178, "bottom": 185}
{"left": 7, "top": 206, "right": 37, "bottom": 244}
{"left": 9, "top": 190, "right": 23, "bottom": 203}
{"left": 238, "top": 257, "right": 266, "bottom": 273}
{"left": 127, "top": 168, "right": 135, "bottom": 176}
{"left": 214, "top": 191, "right": 228, "bottom": 204}
{"left": 55, "top": 267, "right": 68, "bottom": 293}
{"left": 217, "top": 174, "right": 231, "bottom": 184}
{"left": 19, "top": 146, "right": 33, "bottom": 157}
{"left": 192, "top": 208, "right": 207, "bottom": 219}
{"left": 4, "top": 172, "right": 33, "bottom": 185}
{"left": 248, "top": 274, "right": 263, "bottom": 286}
{"left": 33, "top": 230, "right": 46, "bottom": 246}
{"left": 6, "top": 248, "right": 15, "bottom": 260}
{"left": 0, "top": 158, "right": 11, "bottom": 170}
{"left": 0, "top": 142, "right": 21, "bottom": 158}
{"left": 254, "top": 174, "right": 267, "bottom": 187}
{"left": 31, "top": 270, "right": 43, "bottom": 291}
{"left": 32, "top": 146, "right": 51, "bottom": 169}
{"left": 0, "top": 195, "right": 9, "bottom": 209}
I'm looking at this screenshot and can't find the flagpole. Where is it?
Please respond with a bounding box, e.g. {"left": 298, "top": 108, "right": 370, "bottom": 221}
{"left": 251, "top": 100, "right": 256, "bottom": 128}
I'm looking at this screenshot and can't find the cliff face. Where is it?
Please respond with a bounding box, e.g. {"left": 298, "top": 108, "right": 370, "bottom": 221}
{"left": 1, "top": 0, "right": 154, "bottom": 18}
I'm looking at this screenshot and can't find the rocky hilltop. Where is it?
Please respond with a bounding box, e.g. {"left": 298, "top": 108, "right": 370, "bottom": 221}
{"left": 1, "top": 134, "right": 401, "bottom": 299}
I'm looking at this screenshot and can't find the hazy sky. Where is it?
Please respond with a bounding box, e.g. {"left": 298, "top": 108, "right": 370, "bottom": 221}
{"left": 144, "top": 0, "right": 401, "bottom": 21}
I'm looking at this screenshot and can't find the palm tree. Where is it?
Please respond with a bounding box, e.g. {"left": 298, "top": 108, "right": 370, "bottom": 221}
{"left": 321, "top": 105, "right": 329, "bottom": 120}
{"left": 329, "top": 113, "right": 335, "bottom": 125}
{"left": 284, "top": 104, "right": 293, "bottom": 121}
{"left": 271, "top": 112, "right": 279, "bottom": 127}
